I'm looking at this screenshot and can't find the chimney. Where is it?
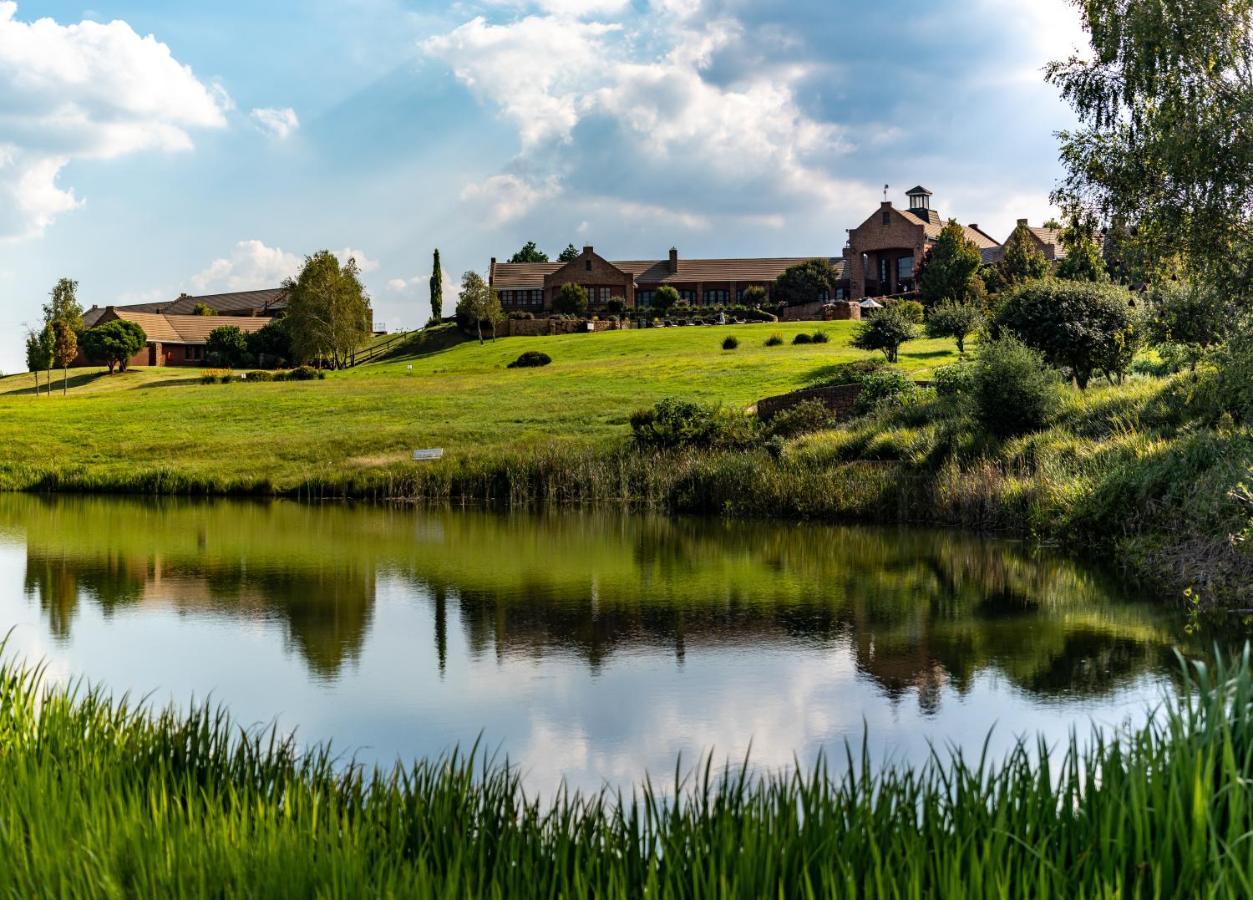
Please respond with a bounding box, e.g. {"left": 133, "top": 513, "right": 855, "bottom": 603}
{"left": 968, "top": 224, "right": 978, "bottom": 231}
{"left": 582, "top": 245, "right": 594, "bottom": 255}
{"left": 489, "top": 257, "right": 496, "bottom": 284}
{"left": 1017, "top": 218, "right": 1029, "bottom": 227}
{"left": 669, "top": 247, "right": 679, "bottom": 274}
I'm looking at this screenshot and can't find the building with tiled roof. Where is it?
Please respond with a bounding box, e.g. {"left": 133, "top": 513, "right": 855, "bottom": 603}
{"left": 80, "top": 307, "right": 274, "bottom": 367}
{"left": 491, "top": 247, "right": 845, "bottom": 311}
{"left": 82, "top": 288, "right": 287, "bottom": 329}
{"left": 980, "top": 220, "right": 1067, "bottom": 265}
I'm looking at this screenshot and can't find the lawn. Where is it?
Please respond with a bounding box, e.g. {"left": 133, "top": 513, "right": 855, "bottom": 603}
{"left": 0, "top": 322, "right": 961, "bottom": 490}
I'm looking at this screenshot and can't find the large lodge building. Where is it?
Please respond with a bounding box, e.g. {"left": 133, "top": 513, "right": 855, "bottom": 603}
{"left": 490, "top": 186, "right": 1064, "bottom": 310}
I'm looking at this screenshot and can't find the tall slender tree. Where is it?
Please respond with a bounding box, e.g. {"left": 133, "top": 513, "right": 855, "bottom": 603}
{"left": 917, "top": 221, "right": 984, "bottom": 305}
{"left": 429, "top": 249, "right": 444, "bottom": 324}
{"left": 25, "top": 330, "right": 51, "bottom": 396}
{"left": 43, "top": 278, "right": 83, "bottom": 333}
{"left": 52, "top": 321, "right": 77, "bottom": 395}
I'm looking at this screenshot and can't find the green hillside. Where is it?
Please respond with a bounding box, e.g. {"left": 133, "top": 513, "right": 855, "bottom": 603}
{"left": 0, "top": 322, "right": 959, "bottom": 490}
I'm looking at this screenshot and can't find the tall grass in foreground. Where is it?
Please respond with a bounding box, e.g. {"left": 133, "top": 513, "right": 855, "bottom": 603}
{"left": 0, "top": 646, "right": 1251, "bottom": 897}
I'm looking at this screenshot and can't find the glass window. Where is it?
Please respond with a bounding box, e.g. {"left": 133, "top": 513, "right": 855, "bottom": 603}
{"left": 705, "top": 289, "right": 729, "bottom": 305}
{"left": 882, "top": 211, "right": 891, "bottom": 225}
{"left": 679, "top": 290, "right": 697, "bottom": 303}
{"left": 897, "top": 255, "right": 914, "bottom": 283}
{"left": 637, "top": 290, "right": 655, "bottom": 307}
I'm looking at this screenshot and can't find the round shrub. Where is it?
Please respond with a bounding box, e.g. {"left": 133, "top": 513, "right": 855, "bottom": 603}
{"left": 810, "top": 331, "right": 831, "bottom": 344}
{"left": 244, "top": 370, "right": 276, "bottom": 382}
{"left": 894, "top": 299, "right": 926, "bottom": 324}
{"left": 854, "top": 368, "right": 917, "bottom": 415}
{"left": 722, "top": 336, "right": 739, "bottom": 351}
{"left": 972, "top": 337, "right": 1060, "bottom": 437}
{"left": 765, "top": 334, "right": 784, "bottom": 347}
{"left": 508, "top": 350, "right": 553, "bottom": 369}
{"left": 764, "top": 398, "right": 836, "bottom": 439}
{"left": 792, "top": 332, "right": 813, "bottom": 345}
{"left": 932, "top": 362, "right": 975, "bottom": 399}
{"left": 630, "top": 397, "right": 758, "bottom": 450}
{"left": 285, "top": 365, "right": 324, "bottom": 381}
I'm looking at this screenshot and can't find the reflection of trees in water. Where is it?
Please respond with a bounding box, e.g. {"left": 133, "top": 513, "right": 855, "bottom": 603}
{"left": 22, "top": 549, "right": 374, "bottom": 680}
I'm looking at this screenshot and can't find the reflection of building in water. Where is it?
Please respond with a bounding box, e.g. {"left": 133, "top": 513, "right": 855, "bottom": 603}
{"left": 22, "top": 549, "right": 376, "bottom": 680}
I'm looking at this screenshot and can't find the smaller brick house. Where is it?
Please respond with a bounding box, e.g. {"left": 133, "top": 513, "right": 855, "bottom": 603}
{"left": 79, "top": 308, "right": 274, "bottom": 368}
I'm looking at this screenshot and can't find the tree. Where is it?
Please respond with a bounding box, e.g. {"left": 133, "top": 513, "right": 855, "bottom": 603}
{"left": 772, "top": 259, "right": 840, "bottom": 307}
{"left": 852, "top": 305, "right": 918, "bottom": 363}
{"left": 509, "top": 241, "right": 549, "bottom": 263}
{"left": 917, "top": 221, "right": 984, "bottom": 306}
{"left": 52, "top": 321, "right": 77, "bottom": 395}
{"left": 742, "top": 285, "right": 768, "bottom": 307}
{"left": 1047, "top": 0, "right": 1253, "bottom": 292}
{"left": 283, "top": 251, "right": 373, "bottom": 368}
{"left": 925, "top": 300, "right": 986, "bottom": 354}
{"left": 973, "top": 337, "right": 1060, "bottom": 438}
{"left": 995, "top": 279, "right": 1145, "bottom": 388}
{"left": 43, "top": 277, "right": 84, "bottom": 333}
{"left": 192, "top": 303, "right": 217, "bottom": 316}
{"left": 80, "top": 320, "right": 147, "bottom": 374}
{"left": 456, "top": 271, "right": 504, "bottom": 344}
{"left": 557, "top": 244, "right": 579, "bottom": 263}
{"left": 552, "top": 283, "right": 588, "bottom": 316}
{"left": 247, "top": 319, "right": 292, "bottom": 368}
{"left": 206, "top": 326, "right": 251, "bottom": 368}
{"left": 25, "top": 328, "right": 53, "bottom": 395}
{"left": 1055, "top": 216, "right": 1108, "bottom": 283}
{"left": 1147, "top": 281, "right": 1234, "bottom": 370}
{"left": 429, "top": 249, "right": 444, "bottom": 324}
{"left": 998, "top": 224, "right": 1050, "bottom": 286}
{"left": 652, "top": 285, "right": 680, "bottom": 314}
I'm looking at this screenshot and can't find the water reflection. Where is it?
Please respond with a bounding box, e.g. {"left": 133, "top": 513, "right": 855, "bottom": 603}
{"left": 0, "top": 494, "right": 1237, "bottom": 792}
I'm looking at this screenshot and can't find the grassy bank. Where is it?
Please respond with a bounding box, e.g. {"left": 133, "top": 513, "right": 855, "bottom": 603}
{"left": 0, "top": 641, "right": 1249, "bottom": 896}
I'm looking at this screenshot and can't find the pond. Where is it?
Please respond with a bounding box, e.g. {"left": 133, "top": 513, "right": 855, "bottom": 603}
{"left": 0, "top": 494, "right": 1233, "bottom": 794}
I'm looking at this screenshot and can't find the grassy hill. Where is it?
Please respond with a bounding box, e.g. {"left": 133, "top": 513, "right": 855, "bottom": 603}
{"left": 0, "top": 322, "right": 959, "bottom": 491}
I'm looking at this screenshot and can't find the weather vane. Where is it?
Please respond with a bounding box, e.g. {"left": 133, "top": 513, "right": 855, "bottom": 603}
{"left": 883, "top": 184, "right": 889, "bottom": 201}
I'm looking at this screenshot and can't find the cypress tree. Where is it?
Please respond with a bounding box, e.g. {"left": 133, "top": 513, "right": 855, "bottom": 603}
{"left": 429, "top": 250, "right": 443, "bottom": 324}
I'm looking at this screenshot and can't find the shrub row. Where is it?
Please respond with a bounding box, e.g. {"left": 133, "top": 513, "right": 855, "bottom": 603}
{"left": 200, "top": 366, "right": 326, "bottom": 385}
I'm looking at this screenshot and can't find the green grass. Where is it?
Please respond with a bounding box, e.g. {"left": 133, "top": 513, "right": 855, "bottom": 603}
{"left": 0, "top": 638, "right": 1250, "bottom": 897}
{"left": 0, "top": 322, "right": 958, "bottom": 491}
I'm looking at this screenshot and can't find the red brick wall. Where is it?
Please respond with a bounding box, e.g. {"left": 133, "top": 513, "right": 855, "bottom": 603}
{"left": 844, "top": 204, "right": 927, "bottom": 298}
{"left": 544, "top": 248, "right": 635, "bottom": 308}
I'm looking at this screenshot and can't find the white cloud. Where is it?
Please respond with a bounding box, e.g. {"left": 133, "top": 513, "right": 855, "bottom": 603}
{"left": 460, "top": 173, "right": 561, "bottom": 225}
{"left": 249, "top": 106, "right": 300, "bottom": 140}
{"left": 423, "top": 3, "right": 869, "bottom": 228}
{"left": 386, "top": 270, "right": 458, "bottom": 300}
{"left": 335, "top": 247, "right": 379, "bottom": 273}
{"left": 386, "top": 277, "right": 409, "bottom": 292}
{"left": 188, "top": 240, "right": 302, "bottom": 292}
{"left": 0, "top": 2, "right": 229, "bottom": 238}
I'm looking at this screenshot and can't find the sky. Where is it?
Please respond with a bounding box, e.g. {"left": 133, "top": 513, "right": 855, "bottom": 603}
{"left": 0, "top": 0, "right": 1088, "bottom": 372}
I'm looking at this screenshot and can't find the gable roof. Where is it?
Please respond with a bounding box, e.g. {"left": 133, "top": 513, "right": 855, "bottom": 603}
{"left": 1026, "top": 225, "right": 1066, "bottom": 258}
{"left": 492, "top": 257, "right": 844, "bottom": 291}
{"left": 83, "top": 289, "right": 287, "bottom": 327}
{"left": 99, "top": 309, "right": 274, "bottom": 345}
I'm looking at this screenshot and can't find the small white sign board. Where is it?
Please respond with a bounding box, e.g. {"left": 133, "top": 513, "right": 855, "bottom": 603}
{"left": 412, "top": 448, "right": 444, "bottom": 461}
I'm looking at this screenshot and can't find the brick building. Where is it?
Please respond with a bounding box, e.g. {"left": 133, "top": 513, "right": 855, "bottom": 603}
{"left": 490, "top": 247, "right": 844, "bottom": 311}
{"left": 82, "top": 288, "right": 287, "bottom": 328}
{"left": 79, "top": 307, "right": 274, "bottom": 367}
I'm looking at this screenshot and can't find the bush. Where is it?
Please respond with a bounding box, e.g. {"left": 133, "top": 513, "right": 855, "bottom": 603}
{"left": 765, "top": 334, "right": 784, "bottom": 347}
{"left": 552, "top": 284, "right": 588, "bottom": 316}
{"left": 893, "top": 299, "right": 926, "bottom": 324}
{"left": 810, "top": 331, "right": 830, "bottom": 344}
{"left": 244, "top": 370, "right": 276, "bottom": 382}
{"left": 508, "top": 311, "right": 534, "bottom": 320}
{"left": 605, "top": 298, "right": 626, "bottom": 316}
{"left": 630, "top": 398, "right": 758, "bottom": 450}
{"left": 854, "top": 368, "right": 917, "bottom": 415}
{"left": 206, "top": 326, "right": 251, "bottom": 368}
{"left": 972, "top": 337, "right": 1060, "bottom": 437}
{"left": 722, "top": 336, "right": 739, "bottom": 351}
{"left": 851, "top": 306, "right": 918, "bottom": 362}
{"left": 198, "top": 369, "right": 235, "bottom": 385}
{"left": 932, "top": 362, "right": 976, "bottom": 399}
{"left": 925, "top": 300, "right": 986, "bottom": 354}
{"left": 285, "top": 365, "right": 324, "bottom": 381}
{"left": 995, "top": 279, "right": 1144, "bottom": 388}
{"left": 246, "top": 319, "right": 292, "bottom": 368}
{"left": 764, "top": 398, "right": 836, "bottom": 439}
{"left": 508, "top": 350, "right": 552, "bottom": 369}
{"left": 792, "top": 332, "right": 813, "bottom": 345}
{"left": 80, "top": 320, "right": 147, "bottom": 374}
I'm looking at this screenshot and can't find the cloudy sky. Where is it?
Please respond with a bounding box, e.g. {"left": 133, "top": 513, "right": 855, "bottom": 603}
{"left": 0, "top": 0, "right": 1086, "bottom": 371}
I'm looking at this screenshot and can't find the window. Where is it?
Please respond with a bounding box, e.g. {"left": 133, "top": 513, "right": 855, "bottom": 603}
{"left": 187, "top": 345, "right": 204, "bottom": 362}
{"left": 637, "top": 290, "right": 655, "bottom": 307}
{"left": 896, "top": 255, "right": 915, "bottom": 292}
{"left": 705, "top": 289, "right": 729, "bottom": 305}
{"left": 882, "top": 210, "right": 891, "bottom": 225}
{"left": 597, "top": 287, "right": 611, "bottom": 305}
{"left": 818, "top": 289, "right": 830, "bottom": 302}
{"left": 679, "top": 290, "right": 697, "bottom": 304}
{"left": 530, "top": 289, "right": 543, "bottom": 306}
{"left": 585, "top": 259, "right": 592, "bottom": 271}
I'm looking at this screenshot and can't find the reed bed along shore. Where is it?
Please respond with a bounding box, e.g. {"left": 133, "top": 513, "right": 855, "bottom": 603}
{"left": 0, "top": 643, "right": 1250, "bottom": 897}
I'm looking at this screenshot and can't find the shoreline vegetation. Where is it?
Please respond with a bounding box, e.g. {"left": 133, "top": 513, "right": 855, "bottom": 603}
{"left": 0, "top": 640, "right": 1249, "bottom": 895}
{"left": 0, "top": 322, "right": 1250, "bottom": 609}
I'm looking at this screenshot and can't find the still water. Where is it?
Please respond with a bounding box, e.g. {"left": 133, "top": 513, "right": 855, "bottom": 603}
{"left": 0, "top": 495, "right": 1232, "bottom": 794}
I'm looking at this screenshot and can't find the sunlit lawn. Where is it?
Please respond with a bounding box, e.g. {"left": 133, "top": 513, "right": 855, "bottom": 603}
{"left": 0, "top": 321, "right": 962, "bottom": 488}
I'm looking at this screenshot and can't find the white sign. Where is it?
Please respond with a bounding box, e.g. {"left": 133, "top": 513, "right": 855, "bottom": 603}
{"left": 412, "top": 448, "right": 444, "bottom": 461}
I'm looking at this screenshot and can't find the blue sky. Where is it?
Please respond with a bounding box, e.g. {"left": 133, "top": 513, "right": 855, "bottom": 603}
{"left": 0, "top": 0, "right": 1086, "bottom": 371}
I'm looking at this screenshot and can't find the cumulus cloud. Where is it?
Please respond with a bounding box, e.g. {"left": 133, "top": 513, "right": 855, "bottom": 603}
{"left": 422, "top": 1, "right": 871, "bottom": 231}
{"left": 460, "top": 173, "right": 561, "bottom": 225}
{"left": 250, "top": 106, "right": 300, "bottom": 140}
{"left": 0, "top": 2, "right": 229, "bottom": 238}
{"left": 188, "top": 240, "right": 303, "bottom": 292}
{"left": 188, "top": 241, "right": 380, "bottom": 292}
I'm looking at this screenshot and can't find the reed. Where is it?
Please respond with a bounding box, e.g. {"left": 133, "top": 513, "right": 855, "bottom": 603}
{"left": 0, "top": 641, "right": 1250, "bottom": 896}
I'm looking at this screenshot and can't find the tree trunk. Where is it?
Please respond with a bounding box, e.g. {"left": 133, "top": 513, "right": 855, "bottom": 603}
{"left": 477, "top": 320, "right": 484, "bottom": 344}
{"left": 63, "top": 366, "right": 68, "bottom": 396}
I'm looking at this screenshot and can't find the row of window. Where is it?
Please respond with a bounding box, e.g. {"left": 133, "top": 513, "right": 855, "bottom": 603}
{"left": 499, "top": 284, "right": 851, "bottom": 307}
{"left": 501, "top": 289, "right": 545, "bottom": 307}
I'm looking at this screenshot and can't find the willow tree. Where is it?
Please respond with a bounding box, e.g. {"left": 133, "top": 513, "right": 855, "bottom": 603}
{"left": 1048, "top": 0, "right": 1253, "bottom": 292}
{"left": 283, "top": 251, "right": 372, "bottom": 368}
